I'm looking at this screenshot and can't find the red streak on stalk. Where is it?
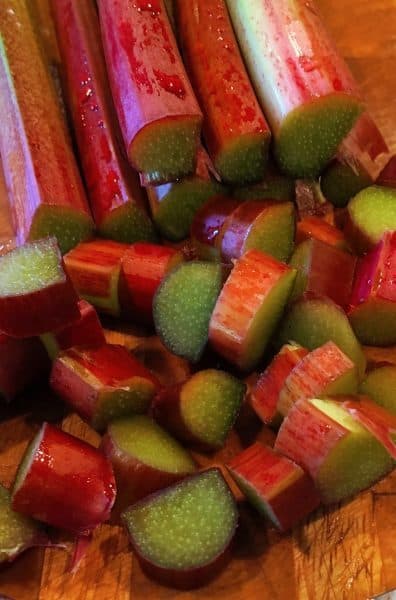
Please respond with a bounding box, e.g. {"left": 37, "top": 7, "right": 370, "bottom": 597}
{"left": 296, "top": 217, "right": 347, "bottom": 249}
{"left": 52, "top": 0, "right": 146, "bottom": 227}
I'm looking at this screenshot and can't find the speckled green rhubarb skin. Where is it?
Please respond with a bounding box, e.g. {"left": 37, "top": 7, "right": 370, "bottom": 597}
{"left": 150, "top": 180, "right": 224, "bottom": 242}
{"left": 347, "top": 185, "right": 396, "bottom": 252}
{"left": 98, "top": 203, "right": 157, "bottom": 244}
{"left": 109, "top": 415, "right": 195, "bottom": 474}
{"left": 277, "top": 297, "right": 366, "bottom": 379}
{"left": 92, "top": 380, "right": 157, "bottom": 431}
{"left": 360, "top": 366, "right": 396, "bottom": 416}
{"left": 122, "top": 469, "right": 237, "bottom": 570}
{"left": 153, "top": 262, "right": 222, "bottom": 362}
{"left": 0, "top": 484, "right": 41, "bottom": 564}
{"left": 29, "top": 205, "right": 93, "bottom": 255}
{"left": 320, "top": 161, "right": 371, "bottom": 208}
{"left": 131, "top": 118, "right": 202, "bottom": 185}
{"left": 214, "top": 132, "right": 269, "bottom": 185}
{"left": 310, "top": 398, "right": 393, "bottom": 503}
{"left": 349, "top": 300, "right": 396, "bottom": 346}
{"left": 180, "top": 370, "right": 246, "bottom": 449}
{"left": 244, "top": 202, "right": 295, "bottom": 263}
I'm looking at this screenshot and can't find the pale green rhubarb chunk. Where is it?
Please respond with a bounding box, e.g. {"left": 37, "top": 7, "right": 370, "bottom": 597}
{"left": 347, "top": 185, "right": 396, "bottom": 252}
{"left": 360, "top": 366, "right": 396, "bottom": 416}
{"left": 98, "top": 204, "right": 157, "bottom": 244}
{"left": 29, "top": 206, "right": 93, "bottom": 255}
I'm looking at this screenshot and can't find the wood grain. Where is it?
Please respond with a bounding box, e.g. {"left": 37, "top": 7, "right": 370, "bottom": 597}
{"left": 1, "top": 0, "right": 396, "bottom": 598}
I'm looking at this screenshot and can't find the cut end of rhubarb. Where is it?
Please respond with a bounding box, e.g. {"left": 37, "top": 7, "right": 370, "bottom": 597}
{"left": 122, "top": 468, "right": 237, "bottom": 588}
{"left": 131, "top": 117, "right": 202, "bottom": 185}
{"left": 320, "top": 161, "right": 371, "bottom": 208}
{"left": 98, "top": 203, "right": 157, "bottom": 244}
{"left": 29, "top": 206, "right": 93, "bottom": 255}
{"left": 243, "top": 201, "right": 295, "bottom": 263}
{"left": 214, "top": 133, "right": 269, "bottom": 185}
{"left": 275, "top": 95, "right": 362, "bottom": 178}
{"left": 360, "top": 366, "right": 396, "bottom": 416}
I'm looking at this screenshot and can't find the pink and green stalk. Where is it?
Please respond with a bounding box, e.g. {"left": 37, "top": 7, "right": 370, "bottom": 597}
{"left": 225, "top": 0, "right": 363, "bottom": 178}
{"left": 97, "top": 0, "right": 202, "bottom": 184}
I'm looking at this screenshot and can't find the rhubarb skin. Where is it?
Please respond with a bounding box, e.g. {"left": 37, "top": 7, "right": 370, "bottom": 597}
{"left": 50, "top": 344, "right": 160, "bottom": 431}
{"left": 41, "top": 299, "right": 105, "bottom": 359}
{"left": 226, "top": 0, "right": 363, "bottom": 178}
{"left": 120, "top": 242, "right": 184, "bottom": 322}
{"left": 227, "top": 442, "right": 320, "bottom": 531}
{"left": 209, "top": 249, "right": 296, "bottom": 371}
{"left": 97, "top": 0, "right": 202, "bottom": 184}
{"left": 0, "top": 0, "right": 93, "bottom": 255}
{"left": 377, "top": 155, "right": 396, "bottom": 188}
{"left": 176, "top": 0, "right": 270, "bottom": 185}
{"left": 348, "top": 231, "right": 396, "bottom": 346}
{"left": 360, "top": 366, "right": 396, "bottom": 415}
{"left": 52, "top": 0, "right": 155, "bottom": 244}
{"left": 250, "top": 343, "right": 309, "bottom": 427}
{"left": 218, "top": 200, "right": 296, "bottom": 264}
{"left": 64, "top": 239, "right": 129, "bottom": 316}
{"left": 295, "top": 217, "right": 348, "bottom": 250}
{"left": 277, "top": 341, "right": 358, "bottom": 417}
{"left": 0, "top": 335, "right": 49, "bottom": 401}
{"left": 275, "top": 397, "right": 393, "bottom": 504}
{"left": 12, "top": 423, "right": 116, "bottom": 534}
{"left": 289, "top": 239, "right": 356, "bottom": 307}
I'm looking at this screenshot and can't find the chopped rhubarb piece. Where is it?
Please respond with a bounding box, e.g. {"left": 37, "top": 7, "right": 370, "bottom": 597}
{"left": 295, "top": 179, "right": 333, "bottom": 221}
{"left": 345, "top": 186, "right": 396, "bottom": 253}
{"left": 122, "top": 468, "right": 238, "bottom": 589}
{"left": 360, "top": 366, "right": 396, "bottom": 416}
{"left": 148, "top": 147, "right": 224, "bottom": 241}
{"left": 101, "top": 415, "right": 195, "bottom": 514}
{"left": 30, "top": 0, "right": 61, "bottom": 69}
{"left": 209, "top": 249, "right": 296, "bottom": 371}
{"left": 151, "top": 369, "right": 245, "bottom": 450}
{"left": 250, "top": 343, "right": 309, "bottom": 426}
{"left": 12, "top": 423, "right": 116, "bottom": 533}
{"left": 120, "top": 242, "right": 184, "bottom": 322}
{"left": 50, "top": 344, "right": 160, "bottom": 431}
{"left": 176, "top": 0, "right": 270, "bottom": 184}
{"left": 277, "top": 295, "right": 366, "bottom": 378}
{"left": 98, "top": 0, "right": 202, "bottom": 184}
{"left": 0, "top": 334, "right": 49, "bottom": 401}
{"left": 363, "top": 346, "right": 396, "bottom": 370}
{"left": 218, "top": 200, "right": 295, "bottom": 264}
{"left": 191, "top": 195, "right": 240, "bottom": 261}
{"left": 64, "top": 239, "right": 129, "bottom": 316}
{"left": 320, "top": 112, "right": 390, "bottom": 207}
{"left": 295, "top": 217, "right": 348, "bottom": 249}
{"left": 41, "top": 299, "right": 105, "bottom": 359}
{"left": 0, "top": 483, "right": 45, "bottom": 565}
{"left": 289, "top": 239, "right": 356, "bottom": 307}
{"left": 233, "top": 173, "right": 295, "bottom": 202}
{"left": 0, "top": 151, "right": 16, "bottom": 255}
{"left": 0, "top": 0, "right": 93, "bottom": 254}
{"left": 377, "top": 155, "right": 396, "bottom": 188}
{"left": 52, "top": 0, "right": 156, "bottom": 244}
{"left": 277, "top": 341, "right": 358, "bottom": 417}
{"left": 348, "top": 231, "right": 396, "bottom": 345}
{"left": 154, "top": 261, "right": 222, "bottom": 362}
{"left": 227, "top": 442, "right": 320, "bottom": 531}
{"left": 274, "top": 397, "right": 393, "bottom": 504}
{"left": 0, "top": 238, "right": 79, "bottom": 338}
{"left": 226, "top": 0, "right": 362, "bottom": 178}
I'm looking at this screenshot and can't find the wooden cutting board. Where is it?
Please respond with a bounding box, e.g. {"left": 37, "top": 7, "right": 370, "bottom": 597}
{"left": 1, "top": 1, "right": 396, "bottom": 598}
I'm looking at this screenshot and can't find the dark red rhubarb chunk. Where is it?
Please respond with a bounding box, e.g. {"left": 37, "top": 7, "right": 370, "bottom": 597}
{"left": 0, "top": 335, "right": 49, "bottom": 401}
{"left": 190, "top": 195, "right": 240, "bottom": 261}
{"left": 11, "top": 423, "right": 116, "bottom": 534}
{"left": 377, "top": 155, "right": 396, "bottom": 188}
{"left": 50, "top": 344, "right": 160, "bottom": 431}
{"left": 227, "top": 442, "right": 320, "bottom": 531}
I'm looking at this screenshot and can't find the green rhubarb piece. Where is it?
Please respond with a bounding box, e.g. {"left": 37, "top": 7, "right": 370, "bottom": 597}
{"left": 277, "top": 296, "right": 366, "bottom": 378}
{"left": 244, "top": 201, "right": 295, "bottom": 263}
{"left": 289, "top": 240, "right": 311, "bottom": 302}
{"left": 29, "top": 205, "right": 93, "bottom": 255}
{"left": 122, "top": 469, "right": 237, "bottom": 570}
{"left": 98, "top": 204, "right": 157, "bottom": 244}
{"left": 275, "top": 96, "right": 362, "bottom": 178}
{"left": 360, "top": 366, "right": 396, "bottom": 416}
{"left": 320, "top": 161, "right": 371, "bottom": 208}
{"left": 214, "top": 133, "right": 269, "bottom": 185}
{"left": 151, "top": 180, "right": 224, "bottom": 241}
{"left": 0, "top": 484, "right": 40, "bottom": 564}
{"left": 154, "top": 261, "right": 222, "bottom": 362}
{"left": 310, "top": 398, "right": 393, "bottom": 503}
{"left": 94, "top": 382, "right": 156, "bottom": 432}
{"left": 233, "top": 174, "right": 295, "bottom": 202}
{"left": 180, "top": 369, "right": 246, "bottom": 449}
{"left": 349, "top": 301, "right": 396, "bottom": 347}
{"left": 131, "top": 118, "right": 202, "bottom": 185}
{"left": 347, "top": 186, "right": 396, "bottom": 252}
{"left": 109, "top": 415, "right": 196, "bottom": 474}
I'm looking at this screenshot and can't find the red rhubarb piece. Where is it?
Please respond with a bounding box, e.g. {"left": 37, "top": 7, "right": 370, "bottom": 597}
{"left": 12, "top": 423, "right": 116, "bottom": 534}
{"left": 227, "top": 442, "right": 320, "bottom": 531}
{"left": 190, "top": 195, "right": 240, "bottom": 261}
{"left": 98, "top": 0, "right": 202, "bottom": 184}
{"left": 0, "top": 335, "right": 49, "bottom": 401}
{"left": 377, "top": 155, "right": 396, "bottom": 188}
{"left": 295, "top": 217, "right": 348, "bottom": 249}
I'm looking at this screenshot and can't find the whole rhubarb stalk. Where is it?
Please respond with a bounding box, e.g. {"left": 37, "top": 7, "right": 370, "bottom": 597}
{"left": 225, "top": 0, "right": 363, "bottom": 178}
{"left": 0, "top": 0, "right": 94, "bottom": 254}
{"left": 98, "top": 0, "right": 202, "bottom": 184}
{"left": 52, "top": 0, "right": 155, "bottom": 244}
{"left": 176, "top": 0, "right": 270, "bottom": 184}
